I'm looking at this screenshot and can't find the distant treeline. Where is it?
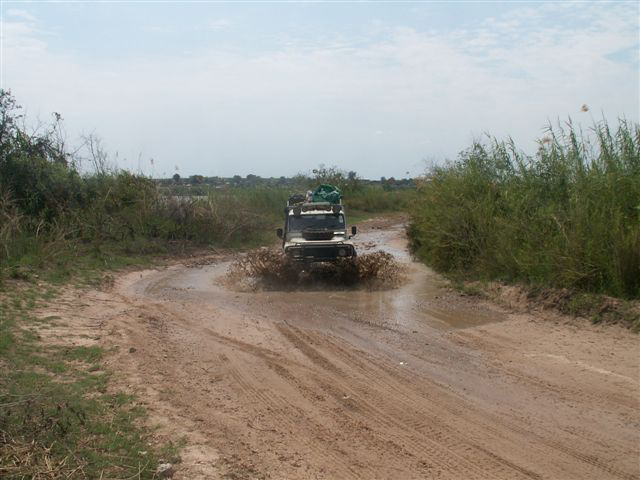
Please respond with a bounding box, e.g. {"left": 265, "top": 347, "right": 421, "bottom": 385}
{"left": 156, "top": 170, "right": 416, "bottom": 196}
{"left": 156, "top": 166, "right": 418, "bottom": 215}
{"left": 408, "top": 119, "right": 640, "bottom": 299}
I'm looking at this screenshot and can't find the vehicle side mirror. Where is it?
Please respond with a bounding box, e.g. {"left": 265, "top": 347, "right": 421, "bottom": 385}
{"left": 276, "top": 228, "right": 283, "bottom": 238}
{"left": 351, "top": 226, "right": 357, "bottom": 236}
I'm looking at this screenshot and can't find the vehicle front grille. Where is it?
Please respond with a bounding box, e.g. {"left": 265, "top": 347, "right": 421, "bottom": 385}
{"left": 303, "top": 246, "right": 339, "bottom": 259}
{"left": 302, "top": 230, "right": 335, "bottom": 241}
{"left": 287, "top": 244, "right": 353, "bottom": 261}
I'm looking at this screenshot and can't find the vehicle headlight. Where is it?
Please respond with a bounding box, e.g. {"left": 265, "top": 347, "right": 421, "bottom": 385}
{"left": 288, "top": 247, "right": 303, "bottom": 257}
{"left": 338, "top": 248, "right": 347, "bottom": 257}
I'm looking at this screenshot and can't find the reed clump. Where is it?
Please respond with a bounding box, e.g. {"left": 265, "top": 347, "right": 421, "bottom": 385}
{"left": 408, "top": 119, "right": 640, "bottom": 299}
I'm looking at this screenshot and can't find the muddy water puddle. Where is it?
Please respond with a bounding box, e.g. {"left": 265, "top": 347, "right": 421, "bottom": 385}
{"left": 142, "top": 224, "right": 505, "bottom": 332}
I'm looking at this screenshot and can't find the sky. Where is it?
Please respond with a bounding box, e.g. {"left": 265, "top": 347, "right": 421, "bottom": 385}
{"left": 1, "top": 1, "right": 638, "bottom": 179}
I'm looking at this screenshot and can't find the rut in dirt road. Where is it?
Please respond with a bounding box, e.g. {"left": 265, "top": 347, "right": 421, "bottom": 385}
{"left": 39, "top": 218, "right": 640, "bottom": 479}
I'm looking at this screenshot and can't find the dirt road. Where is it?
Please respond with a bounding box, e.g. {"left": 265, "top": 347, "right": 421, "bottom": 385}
{"left": 39, "top": 219, "right": 639, "bottom": 479}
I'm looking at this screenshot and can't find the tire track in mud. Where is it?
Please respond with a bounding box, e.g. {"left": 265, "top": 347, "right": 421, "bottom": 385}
{"left": 306, "top": 330, "right": 638, "bottom": 480}
{"left": 225, "top": 360, "right": 381, "bottom": 479}
{"left": 119, "top": 302, "right": 313, "bottom": 479}
{"left": 199, "top": 318, "right": 479, "bottom": 479}
{"left": 276, "top": 323, "right": 636, "bottom": 480}
{"left": 265, "top": 331, "right": 467, "bottom": 478}
{"left": 275, "top": 323, "right": 540, "bottom": 480}
{"left": 150, "top": 297, "right": 636, "bottom": 480}
{"left": 147, "top": 304, "right": 383, "bottom": 479}
{"left": 374, "top": 360, "right": 639, "bottom": 480}
{"left": 262, "top": 366, "right": 427, "bottom": 479}
{"left": 452, "top": 330, "right": 638, "bottom": 410}
{"left": 138, "top": 296, "right": 634, "bottom": 479}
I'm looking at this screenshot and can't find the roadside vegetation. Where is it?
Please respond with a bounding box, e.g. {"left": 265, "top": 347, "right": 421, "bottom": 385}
{"left": 408, "top": 119, "right": 640, "bottom": 327}
{"left": 0, "top": 90, "right": 188, "bottom": 478}
{"left": 0, "top": 91, "right": 286, "bottom": 284}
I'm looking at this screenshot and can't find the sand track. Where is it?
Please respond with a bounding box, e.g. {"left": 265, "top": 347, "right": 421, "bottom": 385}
{"left": 37, "top": 219, "right": 639, "bottom": 479}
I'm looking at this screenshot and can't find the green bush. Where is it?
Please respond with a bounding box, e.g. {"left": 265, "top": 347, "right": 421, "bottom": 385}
{"left": 408, "top": 119, "right": 640, "bottom": 299}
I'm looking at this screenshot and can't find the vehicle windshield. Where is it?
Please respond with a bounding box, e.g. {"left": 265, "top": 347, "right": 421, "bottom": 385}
{"left": 288, "top": 214, "right": 345, "bottom": 232}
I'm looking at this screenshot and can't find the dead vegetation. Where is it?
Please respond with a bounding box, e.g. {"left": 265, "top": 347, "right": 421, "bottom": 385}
{"left": 226, "top": 249, "right": 404, "bottom": 290}
{"left": 0, "top": 429, "right": 74, "bottom": 479}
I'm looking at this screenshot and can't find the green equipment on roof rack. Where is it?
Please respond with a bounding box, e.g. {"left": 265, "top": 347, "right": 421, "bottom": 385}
{"left": 311, "top": 184, "right": 342, "bottom": 204}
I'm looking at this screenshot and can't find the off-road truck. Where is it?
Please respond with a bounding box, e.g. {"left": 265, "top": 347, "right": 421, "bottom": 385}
{"left": 276, "top": 191, "right": 357, "bottom": 263}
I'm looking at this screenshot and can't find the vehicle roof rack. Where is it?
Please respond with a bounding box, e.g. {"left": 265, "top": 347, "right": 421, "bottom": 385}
{"left": 301, "top": 202, "right": 331, "bottom": 212}
{"left": 287, "top": 193, "right": 306, "bottom": 206}
{"left": 284, "top": 203, "right": 342, "bottom": 214}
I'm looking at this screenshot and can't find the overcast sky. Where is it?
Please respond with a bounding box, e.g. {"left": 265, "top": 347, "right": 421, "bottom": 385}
{"left": 1, "top": 1, "right": 638, "bottom": 179}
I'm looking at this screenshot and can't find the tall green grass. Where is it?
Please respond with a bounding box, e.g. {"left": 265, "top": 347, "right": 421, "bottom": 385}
{"left": 408, "top": 119, "right": 640, "bottom": 299}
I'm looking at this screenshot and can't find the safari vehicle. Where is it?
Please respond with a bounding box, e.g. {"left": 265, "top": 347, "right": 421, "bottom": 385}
{"left": 276, "top": 186, "right": 357, "bottom": 263}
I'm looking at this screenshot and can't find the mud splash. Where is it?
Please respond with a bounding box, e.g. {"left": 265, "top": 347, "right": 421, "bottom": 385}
{"left": 226, "top": 248, "right": 404, "bottom": 291}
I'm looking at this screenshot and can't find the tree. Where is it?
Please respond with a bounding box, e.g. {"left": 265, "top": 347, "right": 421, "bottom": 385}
{"left": 245, "top": 174, "right": 260, "bottom": 186}
{"left": 0, "top": 89, "right": 21, "bottom": 150}
{"left": 311, "top": 164, "right": 346, "bottom": 189}
{"left": 346, "top": 170, "right": 361, "bottom": 192}
{"left": 80, "top": 133, "right": 111, "bottom": 175}
{"left": 172, "top": 173, "right": 181, "bottom": 184}
{"left": 383, "top": 177, "right": 396, "bottom": 191}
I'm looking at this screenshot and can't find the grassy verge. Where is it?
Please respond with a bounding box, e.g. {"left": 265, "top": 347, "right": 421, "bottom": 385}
{"left": 0, "top": 282, "right": 180, "bottom": 478}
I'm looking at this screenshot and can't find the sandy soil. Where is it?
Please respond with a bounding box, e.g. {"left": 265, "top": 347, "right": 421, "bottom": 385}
{"left": 35, "top": 218, "right": 639, "bottom": 479}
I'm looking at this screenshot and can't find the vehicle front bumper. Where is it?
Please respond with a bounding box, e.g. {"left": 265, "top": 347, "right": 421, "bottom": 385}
{"left": 284, "top": 243, "right": 356, "bottom": 262}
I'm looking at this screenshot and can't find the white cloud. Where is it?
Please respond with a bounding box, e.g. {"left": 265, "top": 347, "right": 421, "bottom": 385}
{"left": 6, "top": 8, "right": 36, "bottom": 22}
{"left": 207, "top": 18, "right": 232, "bottom": 30}
{"left": 1, "top": 20, "right": 48, "bottom": 59}
{"left": 1, "top": 2, "right": 638, "bottom": 178}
